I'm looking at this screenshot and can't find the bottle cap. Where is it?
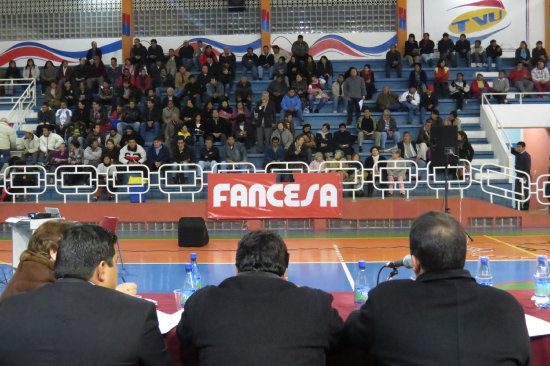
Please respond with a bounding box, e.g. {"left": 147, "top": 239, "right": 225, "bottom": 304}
{"left": 190, "top": 253, "right": 197, "bottom": 260}
{"left": 185, "top": 263, "right": 192, "bottom": 270}
{"left": 480, "top": 256, "right": 489, "bottom": 264}
{"left": 358, "top": 260, "right": 366, "bottom": 268}
{"left": 538, "top": 255, "right": 548, "bottom": 262}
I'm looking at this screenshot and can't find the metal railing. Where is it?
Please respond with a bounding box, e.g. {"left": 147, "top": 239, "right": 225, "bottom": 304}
{"left": 0, "top": 78, "right": 37, "bottom": 129}
{"left": 1, "top": 161, "right": 547, "bottom": 209}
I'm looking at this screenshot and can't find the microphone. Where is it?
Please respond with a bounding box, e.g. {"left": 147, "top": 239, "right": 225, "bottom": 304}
{"left": 384, "top": 254, "right": 413, "bottom": 269}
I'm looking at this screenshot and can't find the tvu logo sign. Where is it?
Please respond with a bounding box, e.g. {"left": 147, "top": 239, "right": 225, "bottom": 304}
{"left": 449, "top": 8, "right": 507, "bottom": 34}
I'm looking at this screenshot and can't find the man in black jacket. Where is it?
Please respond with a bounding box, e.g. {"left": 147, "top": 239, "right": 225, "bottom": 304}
{"left": 342, "top": 211, "right": 531, "bottom": 366}
{"left": 385, "top": 44, "right": 402, "bottom": 78}
{"left": 255, "top": 91, "right": 277, "bottom": 153}
{"left": 177, "top": 230, "right": 343, "bottom": 366}
{"left": 512, "top": 141, "right": 532, "bottom": 210}
{"left": 0, "top": 224, "right": 171, "bottom": 366}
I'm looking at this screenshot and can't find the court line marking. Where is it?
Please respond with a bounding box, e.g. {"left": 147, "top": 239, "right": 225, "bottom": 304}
{"left": 482, "top": 235, "right": 538, "bottom": 258}
{"left": 333, "top": 244, "right": 354, "bottom": 290}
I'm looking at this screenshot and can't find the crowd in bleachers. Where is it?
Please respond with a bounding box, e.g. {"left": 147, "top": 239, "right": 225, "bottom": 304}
{"left": 0, "top": 33, "right": 547, "bottom": 199}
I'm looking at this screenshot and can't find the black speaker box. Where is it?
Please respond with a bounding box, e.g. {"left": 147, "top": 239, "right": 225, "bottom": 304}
{"left": 178, "top": 217, "right": 209, "bottom": 247}
{"left": 430, "top": 125, "right": 458, "bottom": 167}
{"left": 228, "top": 0, "right": 246, "bottom": 12}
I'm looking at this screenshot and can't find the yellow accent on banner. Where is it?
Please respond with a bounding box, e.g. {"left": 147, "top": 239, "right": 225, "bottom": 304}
{"left": 122, "top": 0, "right": 134, "bottom": 62}
{"left": 396, "top": 0, "right": 407, "bottom": 54}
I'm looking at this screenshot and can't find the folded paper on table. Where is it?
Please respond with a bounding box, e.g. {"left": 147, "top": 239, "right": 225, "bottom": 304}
{"left": 157, "top": 309, "right": 184, "bottom": 334}
{"left": 525, "top": 314, "right": 550, "bottom": 337}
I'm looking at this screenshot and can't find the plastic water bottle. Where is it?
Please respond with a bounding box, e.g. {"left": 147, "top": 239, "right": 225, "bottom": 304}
{"left": 181, "top": 263, "right": 196, "bottom": 307}
{"left": 190, "top": 253, "right": 201, "bottom": 289}
{"left": 534, "top": 255, "right": 550, "bottom": 308}
{"left": 475, "top": 256, "right": 493, "bottom": 286}
{"left": 354, "top": 260, "right": 370, "bottom": 310}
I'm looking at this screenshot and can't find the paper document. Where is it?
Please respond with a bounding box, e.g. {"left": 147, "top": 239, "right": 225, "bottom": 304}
{"left": 157, "top": 309, "right": 184, "bottom": 334}
{"left": 525, "top": 314, "right": 550, "bottom": 337}
{"left": 358, "top": 99, "right": 364, "bottom": 110}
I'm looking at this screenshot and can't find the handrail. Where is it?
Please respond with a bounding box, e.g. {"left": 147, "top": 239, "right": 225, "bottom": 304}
{"left": 2, "top": 161, "right": 545, "bottom": 207}
{"left": 481, "top": 93, "right": 513, "bottom": 149}
{"left": 2, "top": 78, "right": 37, "bottom": 131}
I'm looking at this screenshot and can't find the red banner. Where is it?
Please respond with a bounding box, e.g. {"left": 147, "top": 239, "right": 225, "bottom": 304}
{"left": 207, "top": 173, "right": 343, "bottom": 219}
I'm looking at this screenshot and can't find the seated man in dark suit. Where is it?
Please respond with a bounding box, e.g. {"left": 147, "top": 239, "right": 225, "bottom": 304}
{"left": 0, "top": 224, "right": 172, "bottom": 366}
{"left": 342, "top": 211, "right": 531, "bottom": 366}
{"left": 177, "top": 230, "right": 343, "bottom": 366}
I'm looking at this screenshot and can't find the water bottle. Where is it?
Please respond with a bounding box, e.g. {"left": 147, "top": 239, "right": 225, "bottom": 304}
{"left": 181, "top": 263, "right": 196, "bottom": 307}
{"left": 534, "top": 255, "right": 550, "bottom": 308}
{"left": 354, "top": 260, "right": 370, "bottom": 310}
{"left": 475, "top": 256, "right": 493, "bottom": 286}
{"left": 190, "top": 253, "right": 201, "bottom": 289}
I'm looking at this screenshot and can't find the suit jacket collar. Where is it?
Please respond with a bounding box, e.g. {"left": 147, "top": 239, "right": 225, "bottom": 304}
{"left": 237, "top": 270, "right": 283, "bottom": 280}
{"left": 416, "top": 269, "right": 474, "bottom": 283}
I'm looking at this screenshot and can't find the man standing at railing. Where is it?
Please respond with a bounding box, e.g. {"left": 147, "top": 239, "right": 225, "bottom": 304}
{"left": 0, "top": 118, "right": 16, "bottom": 170}
{"left": 511, "top": 142, "right": 531, "bottom": 211}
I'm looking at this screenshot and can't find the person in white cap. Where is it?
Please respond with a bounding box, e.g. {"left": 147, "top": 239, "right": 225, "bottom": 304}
{"left": 20, "top": 125, "right": 40, "bottom": 164}
{"left": 0, "top": 118, "right": 16, "bottom": 168}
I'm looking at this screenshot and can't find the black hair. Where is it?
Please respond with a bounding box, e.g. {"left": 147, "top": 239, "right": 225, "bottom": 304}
{"left": 432, "top": 109, "right": 440, "bottom": 116}
{"left": 322, "top": 123, "right": 330, "bottom": 130}
{"left": 517, "top": 141, "right": 526, "bottom": 148}
{"left": 235, "top": 231, "right": 289, "bottom": 276}
{"left": 409, "top": 211, "right": 467, "bottom": 272}
{"left": 339, "top": 123, "right": 346, "bottom": 128}
{"left": 54, "top": 224, "right": 117, "bottom": 280}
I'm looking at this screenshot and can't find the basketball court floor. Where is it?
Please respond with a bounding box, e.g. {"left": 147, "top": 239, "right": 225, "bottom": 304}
{"left": 2, "top": 229, "right": 548, "bottom": 294}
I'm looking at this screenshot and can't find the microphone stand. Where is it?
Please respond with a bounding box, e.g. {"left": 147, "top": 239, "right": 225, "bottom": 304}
{"left": 376, "top": 264, "right": 399, "bottom": 285}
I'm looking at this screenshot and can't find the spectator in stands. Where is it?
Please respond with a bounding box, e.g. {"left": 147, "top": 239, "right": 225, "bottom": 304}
{"left": 83, "top": 139, "right": 102, "bottom": 167}
{"left": 92, "top": 155, "right": 114, "bottom": 201}
{"left": 0, "top": 118, "right": 15, "bottom": 169}
{"left": 287, "top": 56, "right": 302, "bottom": 85}
{"left": 317, "top": 55, "right": 333, "bottom": 90}
{"left": 109, "top": 104, "right": 124, "bottom": 133}
{"left": 39, "top": 60, "right": 57, "bottom": 95}
{"left": 45, "top": 81, "right": 62, "bottom": 109}
{"left": 218, "top": 67, "right": 232, "bottom": 97}
{"left": 434, "top": 59, "right": 450, "bottom": 98}
{"left": 342, "top": 210, "right": 531, "bottom": 365}
{"left": 364, "top": 146, "right": 386, "bottom": 197}
{"left": 271, "top": 121, "right": 293, "bottom": 151}
{"left": 438, "top": 33, "right": 456, "bottom": 67}
{"left": 486, "top": 39, "right": 502, "bottom": 71}
{"left": 511, "top": 141, "right": 531, "bottom": 210}
{"left": 457, "top": 130, "right": 474, "bottom": 163}
{"left": 162, "top": 99, "right": 180, "bottom": 126}
{"left": 531, "top": 41, "right": 548, "bottom": 68}
{"left": 86, "top": 41, "right": 102, "bottom": 62}
{"left": 197, "top": 137, "right": 218, "bottom": 172}
{"left": 470, "top": 73, "right": 491, "bottom": 100}
{"left": 167, "top": 137, "right": 192, "bottom": 183}
{"left": 60, "top": 80, "right": 76, "bottom": 108}
{"left": 119, "top": 136, "right": 146, "bottom": 164}
{"left": 285, "top": 135, "right": 309, "bottom": 166}
{"left": 391, "top": 130, "right": 426, "bottom": 181}
{"left": 532, "top": 60, "right": 550, "bottom": 97}
{"left": 199, "top": 45, "right": 217, "bottom": 66}
{"left": 375, "top": 86, "right": 400, "bottom": 112}
{"left": 385, "top": 44, "right": 402, "bottom": 78}
{"left": 3, "top": 60, "right": 20, "bottom": 96}
{"left": 444, "top": 110, "right": 462, "bottom": 131}
{"left": 73, "top": 58, "right": 89, "bottom": 86}
{"left": 181, "top": 99, "right": 199, "bottom": 126}
{"left": 117, "top": 80, "right": 139, "bottom": 106}
{"left": 332, "top": 74, "right": 347, "bottom": 114}
{"left": 106, "top": 57, "right": 121, "bottom": 88}
{"left": 162, "top": 87, "right": 180, "bottom": 110}
{"left": 86, "top": 124, "right": 104, "bottom": 147}
{"left": 191, "top": 114, "right": 207, "bottom": 149}
{"left": 415, "top": 121, "right": 431, "bottom": 162}
{"left": 36, "top": 102, "right": 55, "bottom": 137}
{"left": 235, "top": 75, "right": 253, "bottom": 110}
{"left": 344, "top": 67, "right": 366, "bottom": 126}
{"left": 471, "top": 40, "right": 487, "bottom": 68}
{"left": 219, "top": 45, "right": 236, "bottom": 81}
{"left": 98, "top": 80, "right": 114, "bottom": 107}
{"left": 54, "top": 101, "right": 72, "bottom": 135}
{"left": 135, "top": 67, "right": 153, "bottom": 98}
{"left": 263, "top": 136, "right": 285, "bottom": 169}
{"left": 449, "top": 73, "right": 470, "bottom": 111}
{"left": 89, "top": 100, "right": 107, "bottom": 127}
{"left": 375, "top": 109, "right": 401, "bottom": 149}
{"left": 87, "top": 56, "right": 107, "bottom": 93}
{"left": 241, "top": 47, "right": 259, "bottom": 80}
{"left": 426, "top": 109, "right": 443, "bottom": 127}
{"left": 307, "top": 76, "right": 328, "bottom": 113}
{"left": 257, "top": 45, "right": 274, "bottom": 80}
{"left": 280, "top": 88, "right": 303, "bottom": 124}
{"left": 76, "top": 81, "right": 93, "bottom": 107}
{"left": 102, "top": 138, "right": 120, "bottom": 162}
{"left": 68, "top": 139, "right": 83, "bottom": 166}
{"left": 399, "top": 86, "right": 421, "bottom": 125}
{"left": 56, "top": 60, "right": 73, "bottom": 86}
{"left": 204, "top": 77, "right": 224, "bottom": 105}
{"left": 192, "top": 40, "right": 204, "bottom": 71}
{"left": 386, "top": 148, "right": 407, "bottom": 198}
{"left": 174, "top": 65, "right": 191, "bottom": 98}
{"left": 272, "top": 45, "right": 290, "bottom": 65}
{"left": 146, "top": 39, "right": 164, "bottom": 69}
{"left": 179, "top": 40, "right": 194, "bottom": 71}
{"left": 455, "top": 34, "right": 471, "bottom": 67}
{"left": 420, "top": 85, "right": 438, "bottom": 124}
{"left": 117, "top": 100, "right": 141, "bottom": 135}
{"left": 509, "top": 63, "right": 534, "bottom": 95}
{"left": 206, "top": 109, "right": 229, "bottom": 145}
{"left": 45, "top": 142, "right": 68, "bottom": 173}
{"left": 492, "top": 70, "right": 510, "bottom": 104}
{"left": 22, "top": 58, "right": 40, "bottom": 86}
{"left": 359, "top": 64, "right": 377, "bottom": 100}
{"left": 292, "top": 35, "right": 309, "bottom": 63}
{"left": 146, "top": 136, "right": 170, "bottom": 171}
{"left": 182, "top": 75, "right": 202, "bottom": 108}
{"left": 419, "top": 33, "right": 435, "bottom": 67}
{"left": 233, "top": 115, "right": 254, "bottom": 151}
{"left": 0, "top": 219, "right": 72, "bottom": 301}
{"left": 333, "top": 123, "right": 355, "bottom": 159}
{"left": 230, "top": 100, "right": 252, "bottom": 127}
{"left": 408, "top": 62, "right": 427, "bottom": 91}
{"left": 357, "top": 108, "right": 376, "bottom": 152}
{"left": 292, "top": 73, "right": 308, "bottom": 109}
{"left": 174, "top": 124, "right": 192, "bottom": 147}
{"left": 255, "top": 91, "right": 277, "bottom": 154}
{"left": 268, "top": 74, "right": 289, "bottom": 113}
{"left": 20, "top": 126, "right": 39, "bottom": 164}
{"left": 404, "top": 33, "right": 421, "bottom": 66}
{"left": 303, "top": 55, "right": 317, "bottom": 81}
{"left": 272, "top": 56, "right": 288, "bottom": 83}
{"left": 65, "top": 119, "right": 87, "bottom": 148}
{"left": 315, "top": 123, "right": 333, "bottom": 159}
{"left": 154, "top": 67, "right": 175, "bottom": 96}
{"left": 308, "top": 152, "right": 325, "bottom": 172}
{"left": 130, "top": 38, "right": 147, "bottom": 70}
{"left": 222, "top": 135, "right": 248, "bottom": 171}
{"left": 514, "top": 41, "right": 531, "bottom": 68}
{"left": 297, "top": 124, "right": 316, "bottom": 160}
